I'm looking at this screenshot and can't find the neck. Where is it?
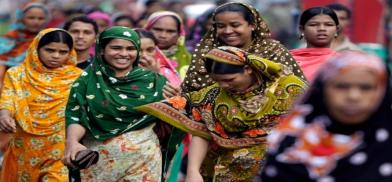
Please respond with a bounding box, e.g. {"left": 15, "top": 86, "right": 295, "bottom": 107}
{"left": 306, "top": 42, "right": 331, "bottom": 49}
{"left": 331, "top": 35, "right": 345, "bottom": 49}
{"left": 114, "top": 67, "right": 133, "bottom": 77}
{"left": 76, "top": 50, "right": 90, "bottom": 64}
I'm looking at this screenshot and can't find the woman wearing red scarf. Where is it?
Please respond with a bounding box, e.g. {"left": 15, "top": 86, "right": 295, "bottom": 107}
{"left": 290, "top": 7, "right": 339, "bottom": 82}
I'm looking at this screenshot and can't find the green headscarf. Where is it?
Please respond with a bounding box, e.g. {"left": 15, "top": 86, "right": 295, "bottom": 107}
{"left": 66, "top": 26, "right": 167, "bottom": 141}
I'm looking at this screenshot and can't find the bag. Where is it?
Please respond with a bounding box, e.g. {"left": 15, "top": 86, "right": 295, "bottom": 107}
{"left": 71, "top": 149, "right": 99, "bottom": 169}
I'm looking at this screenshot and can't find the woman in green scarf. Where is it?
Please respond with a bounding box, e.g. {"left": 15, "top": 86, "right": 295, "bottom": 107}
{"left": 137, "top": 46, "right": 307, "bottom": 181}
{"left": 63, "top": 26, "right": 167, "bottom": 181}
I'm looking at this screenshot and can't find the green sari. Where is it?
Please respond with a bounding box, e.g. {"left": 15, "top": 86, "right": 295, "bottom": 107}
{"left": 65, "top": 26, "right": 167, "bottom": 140}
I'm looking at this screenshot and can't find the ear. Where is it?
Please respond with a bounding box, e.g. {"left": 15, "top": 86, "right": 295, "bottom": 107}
{"left": 244, "top": 65, "right": 253, "bottom": 75}
{"left": 250, "top": 24, "right": 256, "bottom": 31}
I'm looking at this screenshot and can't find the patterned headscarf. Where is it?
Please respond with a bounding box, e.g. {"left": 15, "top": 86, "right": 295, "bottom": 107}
{"left": 0, "top": 28, "right": 82, "bottom": 135}
{"left": 66, "top": 26, "right": 167, "bottom": 141}
{"left": 182, "top": 2, "right": 305, "bottom": 92}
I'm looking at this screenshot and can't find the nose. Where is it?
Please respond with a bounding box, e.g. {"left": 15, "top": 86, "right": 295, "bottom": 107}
{"left": 223, "top": 27, "right": 233, "bottom": 34}
{"left": 52, "top": 51, "right": 60, "bottom": 58}
{"left": 318, "top": 24, "right": 327, "bottom": 31}
{"left": 119, "top": 48, "right": 128, "bottom": 56}
{"left": 347, "top": 88, "right": 362, "bottom": 101}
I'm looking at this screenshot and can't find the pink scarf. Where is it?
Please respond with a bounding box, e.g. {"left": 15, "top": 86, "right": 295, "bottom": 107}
{"left": 290, "top": 48, "right": 335, "bottom": 82}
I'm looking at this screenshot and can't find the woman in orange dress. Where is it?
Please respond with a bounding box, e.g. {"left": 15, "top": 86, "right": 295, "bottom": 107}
{"left": 0, "top": 28, "right": 82, "bottom": 181}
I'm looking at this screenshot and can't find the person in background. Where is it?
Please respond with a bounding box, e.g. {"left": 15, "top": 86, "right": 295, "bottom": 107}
{"left": 0, "top": 3, "right": 50, "bottom": 90}
{"left": 327, "top": 3, "right": 361, "bottom": 51}
{"left": 112, "top": 12, "right": 135, "bottom": 29}
{"left": 136, "top": 28, "right": 181, "bottom": 87}
{"left": 63, "top": 16, "right": 98, "bottom": 70}
{"left": 182, "top": 2, "right": 305, "bottom": 93}
{"left": 145, "top": 11, "right": 192, "bottom": 78}
{"left": 137, "top": 46, "right": 306, "bottom": 181}
{"left": 136, "top": 0, "right": 165, "bottom": 28}
{"left": 290, "top": 7, "right": 338, "bottom": 82}
{"left": 260, "top": 51, "right": 392, "bottom": 182}
{"left": 0, "top": 28, "right": 82, "bottom": 182}
{"left": 87, "top": 11, "right": 111, "bottom": 34}
{"left": 186, "top": 8, "right": 215, "bottom": 51}
{"left": 63, "top": 26, "right": 166, "bottom": 181}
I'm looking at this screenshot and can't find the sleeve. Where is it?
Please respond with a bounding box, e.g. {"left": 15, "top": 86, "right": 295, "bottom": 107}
{"left": 0, "top": 70, "right": 16, "bottom": 116}
{"left": 65, "top": 74, "right": 88, "bottom": 127}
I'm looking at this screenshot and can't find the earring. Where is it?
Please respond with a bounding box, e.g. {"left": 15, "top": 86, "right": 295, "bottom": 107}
{"left": 299, "top": 33, "right": 304, "bottom": 40}
{"left": 334, "top": 33, "right": 338, "bottom": 38}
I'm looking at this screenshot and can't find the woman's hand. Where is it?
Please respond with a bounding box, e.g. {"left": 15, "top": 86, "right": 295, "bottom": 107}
{"left": 63, "top": 141, "right": 87, "bottom": 168}
{"left": 0, "top": 110, "right": 15, "bottom": 133}
{"left": 163, "top": 83, "right": 181, "bottom": 99}
{"left": 185, "top": 170, "right": 203, "bottom": 182}
{"left": 140, "top": 54, "right": 160, "bottom": 73}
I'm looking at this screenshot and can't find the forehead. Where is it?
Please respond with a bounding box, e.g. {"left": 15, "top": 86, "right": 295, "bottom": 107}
{"left": 151, "top": 16, "right": 178, "bottom": 30}
{"left": 69, "top": 21, "right": 95, "bottom": 31}
{"left": 140, "top": 38, "right": 155, "bottom": 46}
{"left": 334, "top": 10, "right": 348, "bottom": 18}
{"left": 327, "top": 67, "right": 379, "bottom": 84}
{"left": 307, "top": 14, "right": 335, "bottom": 23}
{"left": 107, "top": 38, "right": 135, "bottom": 46}
{"left": 214, "top": 11, "right": 246, "bottom": 22}
{"left": 41, "top": 42, "right": 70, "bottom": 50}
{"left": 24, "top": 7, "right": 46, "bottom": 16}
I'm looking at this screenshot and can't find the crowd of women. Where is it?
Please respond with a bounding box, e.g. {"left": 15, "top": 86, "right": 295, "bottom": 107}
{"left": 0, "top": 1, "right": 390, "bottom": 182}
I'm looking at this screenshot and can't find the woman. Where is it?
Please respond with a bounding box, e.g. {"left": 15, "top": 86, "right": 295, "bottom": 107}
{"left": 87, "top": 11, "right": 112, "bottom": 34}
{"left": 182, "top": 2, "right": 305, "bottom": 93}
{"left": 63, "top": 26, "right": 166, "bottom": 181}
{"left": 290, "top": 7, "right": 339, "bottom": 82}
{"left": 144, "top": 11, "right": 192, "bottom": 78}
{"left": 0, "top": 28, "right": 82, "bottom": 181}
{"left": 0, "top": 3, "right": 49, "bottom": 89}
{"left": 136, "top": 28, "right": 181, "bottom": 87}
{"left": 137, "top": 46, "right": 307, "bottom": 181}
{"left": 260, "top": 51, "right": 392, "bottom": 181}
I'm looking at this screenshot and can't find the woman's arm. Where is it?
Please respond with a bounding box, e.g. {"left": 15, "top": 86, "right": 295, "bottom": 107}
{"left": 0, "top": 109, "right": 15, "bottom": 133}
{"left": 185, "top": 135, "right": 209, "bottom": 182}
{"left": 63, "top": 124, "right": 87, "bottom": 167}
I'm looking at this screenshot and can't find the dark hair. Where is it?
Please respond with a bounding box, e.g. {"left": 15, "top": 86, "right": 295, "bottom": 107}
{"left": 135, "top": 28, "right": 157, "bottom": 44}
{"left": 214, "top": 3, "right": 255, "bottom": 25}
{"left": 63, "top": 16, "right": 99, "bottom": 34}
{"left": 113, "top": 15, "right": 135, "bottom": 27}
{"left": 205, "top": 58, "right": 245, "bottom": 74}
{"left": 37, "top": 30, "right": 73, "bottom": 50}
{"left": 145, "top": 0, "right": 160, "bottom": 7}
{"left": 327, "top": 3, "right": 352, "bottom": 19}
{"left": 299, "top": 7, "right": 339, "bottom": 27}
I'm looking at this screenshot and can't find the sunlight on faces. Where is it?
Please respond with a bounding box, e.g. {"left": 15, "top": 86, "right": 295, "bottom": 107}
{"left": 211, "top": 66, "right": 254, "bottom": 94}
{"left": 214, "top": 12, "right": 254, "bottom": 49}
{"left": 68, "top": 21, "right": 96, "bottom": 52}
{"left": 38, "top": 42, "right": 70, "bottom": 69}
{"left": 150, "top": 16, "right": 179, "bottom": 50}
{"left": 103, "top": 39, "right": 138, "bottom": 77}
{"left": 324, "top": 68, "right": 384, "bottom": 125}
{"left": 22, "top": 7, "right": 47, "bottom": 33}
{"left": 301, "top": 14, "right": 338, "bottom": 48}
